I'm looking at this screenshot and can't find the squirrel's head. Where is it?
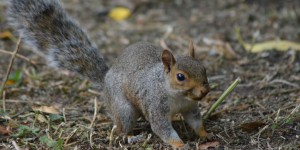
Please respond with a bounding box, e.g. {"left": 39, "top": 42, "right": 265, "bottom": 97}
{"left": 162, "top": 41, "right": 210, "bottom": 101}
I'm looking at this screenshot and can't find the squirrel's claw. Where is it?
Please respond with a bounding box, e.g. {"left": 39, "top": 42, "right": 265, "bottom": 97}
{"left": 199, "top": 126, "right": 214, "bottom": 141}
{"left": 199, "top": 125, "right": 208, "bottom": 139}
{"left": 168, "top": 139, "right": 185, "bottom": 149}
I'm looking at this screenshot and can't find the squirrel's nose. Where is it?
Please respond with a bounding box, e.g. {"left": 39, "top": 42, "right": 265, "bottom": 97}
{"left": 193, "top": 85, "right": 210, "bottom": 98}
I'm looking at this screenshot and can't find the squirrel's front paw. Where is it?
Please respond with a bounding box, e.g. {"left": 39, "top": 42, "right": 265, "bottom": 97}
{"left": 169, "top": 139, "right": 185, "bottom": 149}
{"left": 198, "top": 126, "right": 215, "bottom": 141}
{"left": 199, "top": 125, "right": 208, "bottom": 139}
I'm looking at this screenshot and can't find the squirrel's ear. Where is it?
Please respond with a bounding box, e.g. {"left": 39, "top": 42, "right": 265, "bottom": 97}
{"left": 162, "top": 50, "right": 176, "bottom": 72}
{"left": 189, "top": 40, "right": 195, "bottom": 58}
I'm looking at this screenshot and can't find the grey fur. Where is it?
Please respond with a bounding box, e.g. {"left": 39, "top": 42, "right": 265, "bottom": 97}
{"left": 8, "top": 0, "right": 108, "bottom": 83}
{"left": 8, "top": 0, "right": 209, "bottom": 148}
{"left": 104, "top": 42, "right": 209, "bottom": 147}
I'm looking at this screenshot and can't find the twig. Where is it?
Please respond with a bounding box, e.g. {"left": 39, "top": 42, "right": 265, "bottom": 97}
{"left": 203, "top": 77, "right": 241, "bottom": 121}
{"left": 0, "top": 48, "right": 37, "bottom": 65}
{"left": 288, "top": 104, "right": 300, "bottom": 116}
{"left": 54, "top": 122, "right": 65, "bottom": 135}
{"left": 235, "top": 27, "right": 249, "bottom": 50}
{"left": 252, "top": 125, "right": 269, "bottom": 138}
{"left": 89, "top": 97, "right": 98, "bottom": 148}
{"left": 63, "top": 108, "right": 67, "bottom": 123}
{"left": 216, "top": 134, "right": 229, "bottom": 144}
{"left": 119, "top": 141, "right": 127, "bottom": 150}
{"left": 109, "top": 125, "right": 117, "bottom": 147}
{"left": 254, "top": 101, "right": 266, "bottom": 110}
{"left": 2, "top": 91, "right": 5, "bottom": 112}
{"left": 12, "top": 141, "right": 21, "bottom": 150}
{"left": 223, "top": 126, "right": 230, "bottom": 138}
{"left": 270, "top": 79, "right": 299, "bottom": 88}
{"left": 89, "top": 128, "right": 94, "bottom": 148}
{"left": 142, "top": 134, "right": 152, "bottom": 147}
{"left": 281, "top": 104, "right": 300, "bottom": 126}
{"left": 0, "top": 99, "right": 36, "bottom": 104}
{"left": 230, "top": 121, "right": 237, "bottom": 138}
{"left": 64, "top": 128, "right": 79, "bottom": 145}
{"left": 90, "top": 97, "right": 98, "bottom": 128}
{"left": 65, "top": 141, "right": 78, "bottom": 147}
{"left": 59, "top": 130, "right": 63, "bottom": 138}
{"left": 270, "top": 88, "right": 300, "bottom": 96}
{"left": 0, "top": 38, "right": 21, "bottom": 100}
{"left": 74, "top": 146, "right": 78, "bottom": 150}
{"left": 275, "top": 109, "right": 281, "bottom": 124}
{"left": 180, "top": 115, "right": 189, "bottom": 137}
{"left": 88, "top": 89, "right": 102, "bottom": 96}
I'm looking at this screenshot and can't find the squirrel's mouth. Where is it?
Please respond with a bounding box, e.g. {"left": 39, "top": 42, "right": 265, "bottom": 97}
{"left": 183, "top": 86, "right": 210, "bottom": 101}
{"left": 186, "top": 91, "right": 208, "bottom": 101}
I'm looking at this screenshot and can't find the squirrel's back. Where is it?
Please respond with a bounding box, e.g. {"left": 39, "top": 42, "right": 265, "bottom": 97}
{"left": 8, "top": 0, "right": 108, "bottom": 83}
{"left": 111, "top": 42, "right": 163, "bottom": 72}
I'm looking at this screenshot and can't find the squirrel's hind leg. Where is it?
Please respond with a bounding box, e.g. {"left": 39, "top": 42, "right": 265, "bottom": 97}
{"left": 110, "top": 95, "right": 139, "bottom": 136}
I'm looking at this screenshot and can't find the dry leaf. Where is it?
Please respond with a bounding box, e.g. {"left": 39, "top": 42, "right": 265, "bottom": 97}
{"left": 36, "top": 114, "right": 47, "bottom": 123}
{"left": 232, "top": 103, "right": 250, "bottom": 111}
{"left": 199, "top": 141, "right": 220, "bottom": 149}
{"left": 203, "top": 38, "right": 238, "bottom": 59}
{"left": 0, "top": 126, "right": 11, "bottom": 135}
{"left": 235, "top": 28, "right": 300, "bottom": 53}
{"left": 32, "top": 106, "right": 60, "bottom": 114}
{"left": 0, "top": 31, "right": 13, "bottom": 39}
{"left": 240, "top": 121, "right": 266, "bottom": 132}
{"left": 243, "top": 40, "right": 300, "bottom": 53}
{"left": 109, "top": 7, "right": 131, "bottom": 21}
{"left": 0, "top": 31, "right": 18, "bottom": 42}
{"left": 5, "top": 80, "right": 16, "bottom": 86}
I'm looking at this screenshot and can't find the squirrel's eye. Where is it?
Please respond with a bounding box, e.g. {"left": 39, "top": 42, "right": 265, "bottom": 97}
{"left": 176, "top": 73, "right": 185, "bottom": 81}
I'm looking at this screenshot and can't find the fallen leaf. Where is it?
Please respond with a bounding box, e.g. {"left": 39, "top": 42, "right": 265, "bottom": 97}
{"left": 199, "top": 141, "right": 220, "bottom": 149}
{"left": 5, "top": 80, "right": 16, "bottom": 85}
{"left": 240, "top": 121, "right": 266, "bottom": 132}
{"left": 36, "top": 114, "right": 47, "bottom": 123}
{"left": 0, "top": 31, "right": 17, "bottom": 42}
{"left": 209, "top": 112, "right": 223, "bottom": 120}
{"left": 0, "top": 126, "right": 11, "bottom": 135}
{"left": 232, "top": 103, "right": 250, "bottom": 111}
{"left": 109, "top": 7, "right": 131, "bottom": 21}
{"left": 243, "top": 40, "right": 300, "bottom": 53}
{"left": 13, "top": 125, "right": 39, "bottom": 138}
{"left": 203, "top": 37, "right": 238, "bottom": 59}
{"left": 6, "top": 69, "right": 23, "bottom": 86}
{"left": 0, "top": 31, "right": 13, "bottom": 39}
{"left": 32, "top": 106, "right": 60, "bottom": 114}
{"left": 235, "top": 27, "right": 300, "bottom": 53}
{"left": 39, "top": 136, "right": 63, "bottom": 149}
{"left": 49, "top": 114, "right": 64, "bottom": 122}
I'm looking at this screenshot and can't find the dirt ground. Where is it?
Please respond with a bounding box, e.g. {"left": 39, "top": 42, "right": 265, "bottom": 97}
{"left": 0, "top": 0, "right": 299, "bottom": 149}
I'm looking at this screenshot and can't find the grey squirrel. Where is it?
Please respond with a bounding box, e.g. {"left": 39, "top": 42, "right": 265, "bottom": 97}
{"left": 8, "top": 0, "right": 210, "bottom": 148}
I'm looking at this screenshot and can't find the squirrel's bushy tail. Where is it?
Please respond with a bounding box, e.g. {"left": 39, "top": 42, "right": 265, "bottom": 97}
{"left": 8, "top": 0, "right": 109, "bottom": 83}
